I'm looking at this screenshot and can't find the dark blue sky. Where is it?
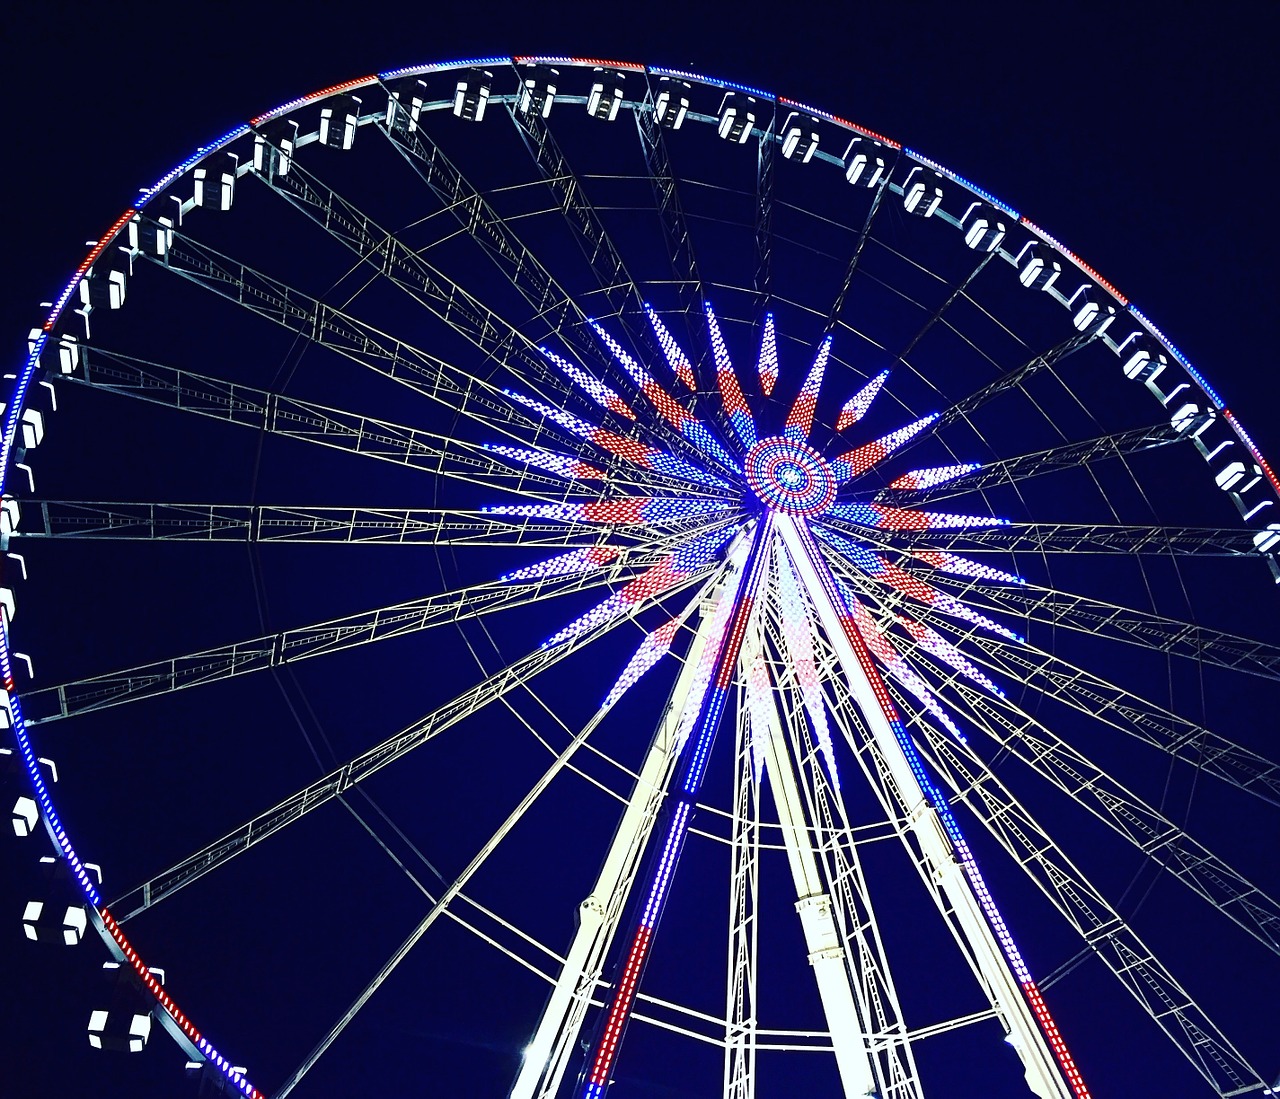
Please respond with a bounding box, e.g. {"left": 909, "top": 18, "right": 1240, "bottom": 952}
{"left": 3, "top": 4, "right": 1277, "bottom": 1098}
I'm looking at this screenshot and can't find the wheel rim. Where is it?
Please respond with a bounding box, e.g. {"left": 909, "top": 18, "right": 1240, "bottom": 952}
{"left": 3, "top": 56, "right": 1278, "bottom": 1099}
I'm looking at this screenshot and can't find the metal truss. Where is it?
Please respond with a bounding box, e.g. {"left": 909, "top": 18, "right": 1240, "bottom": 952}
{"left": 880, "top": 422, "right": 1183, "bottom": 505}
{"left": 901, "top": 699, "right": 1272, "bottom": 1096}
{"left": 634, "top": 75, "right": 708, "bottom": 328}
{"left": 755, "top": 593, "right": 923, "bottom": 1099}
{"left": 108, "top": 565, "right": 715, "bottom": 924}
{"left": 21, "top": 531, "right": 696, "bottom": 723}
{"left": 373, "top": 93, "right": 723, "bottom": 474}
{"left": 137, "top": 221, "right": 711, "bottom": 500}
{"left": 836, "top": 517, "right": 1265, "bottom": 557}
{"left": 934, "top": 572, "right": 1280, "bottom": 680}
{"left": 511, "top": 543, "right": 750, "bottom": 1099}
{"left": 826, "top": 545, "right": 1280, "bottom": 806}
{"left": 723, "top": 685, "right": 761, "bottom": 1099}
{"left": 779, "top": 516, "right": 1074, "bottom": 1099}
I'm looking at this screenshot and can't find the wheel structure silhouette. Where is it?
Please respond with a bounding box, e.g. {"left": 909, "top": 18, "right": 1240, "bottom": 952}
{"left": 3, "top": 55, "right": 1279, "bottom": 1099}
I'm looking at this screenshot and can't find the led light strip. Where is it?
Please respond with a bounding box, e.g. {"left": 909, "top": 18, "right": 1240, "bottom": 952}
{"left": 542, "top": 525, "right": 735, "bottom": 648}
{"left": 581, "top": 518, "right": 772, "bottom": 1098}
{"left": 588, "top": 321, "right": 740, "bottom": 473}
{"left": 835, "top": 368, "right": 889, "bottom": 432}
{"left": 704, "top": 302, "right": 758, "bottom": 450}
{"left": 755, "top": 313, "right": 779, "bottom": 397}
{"left": 643, "top": 304, "right": 697, "bottom": 391}
{"left": 831, "top": 412, "right": 938, "bottom": 483}
{"left": 603, "top": 616, "right": 684, "bottom": 709}
{"left": 783, "top": 335, "right": 831, "bottom": 443}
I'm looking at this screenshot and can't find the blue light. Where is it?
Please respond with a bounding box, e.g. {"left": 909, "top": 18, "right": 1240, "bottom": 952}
{"left": 135, "top": 126, "right": 251, "bottom": 208}
{"left": 902, "top": 149, "right": 1020, "bottom": 220}
{"left": 648, "top": 66, "right": 774, "bottom": 101}
{"left": 379, "top": 57, "right": 510, "bottom": 80}
{"left": 1128, "top": 305, "right": 1224, "bottom": 409}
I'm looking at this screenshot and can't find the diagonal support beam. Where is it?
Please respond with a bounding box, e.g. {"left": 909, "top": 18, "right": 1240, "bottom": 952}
{"left": 22, "top": 540, "right": 680, "bottom": 724}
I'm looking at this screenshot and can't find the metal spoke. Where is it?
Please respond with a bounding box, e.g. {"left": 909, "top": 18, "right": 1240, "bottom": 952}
{"left": 917, "top": 665, "right": 1280, "bottom": 955}
{"left": 932, "top": 572, "right": 1280, "bottom": 681}
{"left": 822, "top": 172, "right": 893, "bottom": 339}
{"left": 22, "top": 536, "right": 687, "bottom": 723}
{"left": 273, "top": 633, "right": 657, "bottom": 1098}
{"left": 245, "top": 150, "right": 605, "bottom": 416}
{"left": 753, "top": 99, "right": 776, "bottom": 308}
{"left": 932, "top": 333, "right": 1093, "bottom": 432}
{"left": 138, "top": 224, "right": 709, "bottom": 497}
{"left": 370, "top": 98, "right": 721, "bottom": 471}
{"left": 831, "top": 516, "right": 1265, "bottom": 557}
{"left": 106, "top": 569, "right": 707, "bottom": 924}
{"left": 504, "top": 90, "right": 648, "bottom": 328}
{"left": 634, "top": 74, "right": 707, "bottom": 326}
{"left": 9, "top": 499, "right": 727, "bottom": 545}
{"left": 65, "top": 345, "right": 627, "bottom": 502}
{"left": 899, "top": 700, "right": 1273, "bottom": 1096}
{"left": 826, "top": 545, "right": 1280, "bottom": 806}
{"left": 878, "top": 422, "right": 1183, "bottom": 504}
{"left": 894, "top": 251, "right": 995, "bottom": 370}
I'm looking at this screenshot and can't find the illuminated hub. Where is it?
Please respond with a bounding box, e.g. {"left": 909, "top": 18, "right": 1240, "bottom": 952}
{"left": 745, "top": 436, "right": 836, "bottom": 516}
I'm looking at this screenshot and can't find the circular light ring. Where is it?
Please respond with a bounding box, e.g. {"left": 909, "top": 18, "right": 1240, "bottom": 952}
{"left": 5, "top": 55, "right": 1274, "bottom": 1099}
{"left": 745, "top": 437, "right": 837, "bottom": 516}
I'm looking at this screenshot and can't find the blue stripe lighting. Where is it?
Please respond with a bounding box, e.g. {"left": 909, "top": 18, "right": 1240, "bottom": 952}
{"left": 648, "top": 67, "right": 774, "bottom": 101}
{"left": 903, "top": 149, "right": 1020, "bottom": 220}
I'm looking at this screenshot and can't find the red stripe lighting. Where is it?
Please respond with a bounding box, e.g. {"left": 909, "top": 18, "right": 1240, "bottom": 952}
{"left": 99, "top": 908, "right": 263, "bottom": 1098}
{"left": 1020, "top": 218, "right": 1128, "bottom": 306}
{"left": 777, "top": 97, "right": 901, "bottom": 149}
{"left": 249, "top": 76, "right": 378, "bottom": 126}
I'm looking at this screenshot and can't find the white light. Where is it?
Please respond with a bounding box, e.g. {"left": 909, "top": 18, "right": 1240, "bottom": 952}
{"left": 12, "top": 795, "right": 37, "bottom": 836}
{"left": 63, "top": 905, "right": 87, "bottom": 945}
{"left": 88, "top": 1009, "right": 109, "bottom": 1035}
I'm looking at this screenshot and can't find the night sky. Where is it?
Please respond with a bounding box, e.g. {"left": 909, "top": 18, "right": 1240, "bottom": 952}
{"left": 3, "top": 4, "right": 1277, "bottom": 1098}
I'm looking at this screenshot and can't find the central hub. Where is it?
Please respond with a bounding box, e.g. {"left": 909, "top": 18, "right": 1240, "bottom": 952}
{"left": 745, "top": 436, "right": 837, "bottom": 516}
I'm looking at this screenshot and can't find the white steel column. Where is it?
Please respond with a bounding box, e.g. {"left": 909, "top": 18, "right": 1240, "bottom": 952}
{"left": 745, "top": 621, "right": 878, "bottom": 1097}
{"left": 723, "top": 683, "right": 761, "bottom": 1099}
{"left": 777, "top": 514, "right": 1071, "bottom": 1099}
{"left": 511, "top": 537, "right": 752, "bottom": 1099}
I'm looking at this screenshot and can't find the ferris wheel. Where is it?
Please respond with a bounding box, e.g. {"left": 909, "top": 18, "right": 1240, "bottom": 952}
{"left": 3, "top": 55, "right": 1278, "bottom": 1099}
